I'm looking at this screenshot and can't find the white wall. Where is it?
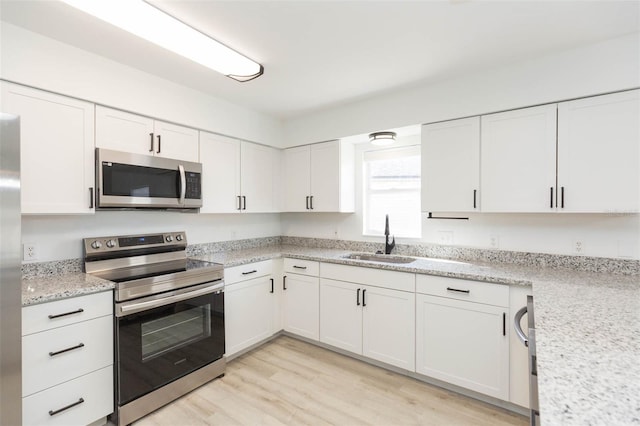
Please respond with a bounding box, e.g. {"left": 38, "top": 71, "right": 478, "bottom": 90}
{"left": 284, "top": 33, "right": 640, "bottom": 146}
{"left": 22, "top": 212, "right": 281, "bottom": 262}
{"left": 0, "top": 23, "right": 284, "bottom": 147}
{"left": 282, "top": 140, "right": 640, "bottom": 260}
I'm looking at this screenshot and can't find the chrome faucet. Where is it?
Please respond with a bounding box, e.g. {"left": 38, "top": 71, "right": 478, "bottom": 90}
{"left": 384, "top": 214, "right": 395, "bottom": 255}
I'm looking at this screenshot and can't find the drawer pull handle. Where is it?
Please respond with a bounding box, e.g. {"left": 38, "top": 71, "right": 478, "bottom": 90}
{"left": 293, "top": 265, "right": 307, "bottom": 270}
{"left": 241, "top": 270, "right": 257, "bottom": 275}
{"left": 446, "top": 287, "right": 470, "bottom": 294}
{"left": 48, "top": 308, "right": 84, "bottom": 319}
{"left": 49, "top": 343, "right": 85, "bottom": 357}
{"left": 49, "top": 398, "right": 85, "bottom": 416}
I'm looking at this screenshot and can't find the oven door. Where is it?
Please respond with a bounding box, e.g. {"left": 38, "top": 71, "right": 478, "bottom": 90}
{"left": 115, "top": 281, "right": 224, "bottom": 405}
{"left": 96, "top": 148, "right": 202, "bottom": 209}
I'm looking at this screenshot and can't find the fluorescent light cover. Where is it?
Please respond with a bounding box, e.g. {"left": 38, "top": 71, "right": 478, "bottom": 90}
{"left": 62, "top": 0, "right": 263, "bottom": 81}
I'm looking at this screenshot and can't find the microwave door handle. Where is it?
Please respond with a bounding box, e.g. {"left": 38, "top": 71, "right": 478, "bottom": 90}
{"left": 178, "top": 164, "right": 186, "bottom": 204}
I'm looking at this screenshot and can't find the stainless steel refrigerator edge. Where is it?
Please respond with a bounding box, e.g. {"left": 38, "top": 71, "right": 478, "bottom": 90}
{"left": 0, "top": 113, "right": 22, "bottom": 425}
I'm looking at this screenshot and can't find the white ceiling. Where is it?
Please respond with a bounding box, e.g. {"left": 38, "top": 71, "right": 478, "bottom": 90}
{"left": 1, "top": 1, "right": 639, "bottom": 119}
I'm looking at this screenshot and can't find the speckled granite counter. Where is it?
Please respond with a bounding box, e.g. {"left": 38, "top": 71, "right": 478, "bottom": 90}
{"left": 194, "top": 244, "right": 640, "bottom": 426}
{"left": 22, "top": 273, "right": 114, "bottom": 306}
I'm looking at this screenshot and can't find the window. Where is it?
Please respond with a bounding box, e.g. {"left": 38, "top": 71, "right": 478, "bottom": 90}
{"left": 363, "top": 145, "right": 421, "bottom": 238}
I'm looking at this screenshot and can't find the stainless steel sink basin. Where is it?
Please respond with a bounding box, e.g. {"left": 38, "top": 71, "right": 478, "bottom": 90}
{"left": 343, "top": 253, "right": 416, "bottom": 264}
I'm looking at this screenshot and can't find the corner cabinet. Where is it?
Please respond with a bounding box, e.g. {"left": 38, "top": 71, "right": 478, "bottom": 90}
{"left": 319, "top": 263, "right": 415, "bottom": 371}
{"left": 415, "top": 275, "right": 509, "bottom": 400}
{"left": 95, "top": 106, "right": 199, "bottom": 162}
{"left": 199, "top": 132, "right": 280, "bottom": 213}
{"left": 21, "top": 291, "right": 114, "bottom": 426}
{"left": 1, "top": 82, "right": 95, "bottom": 214}
{"left": 283, "top": 140, "right": 354, "bottom": 212}
{"left": 421, "top": 117, "right": 480, "bottom": 212}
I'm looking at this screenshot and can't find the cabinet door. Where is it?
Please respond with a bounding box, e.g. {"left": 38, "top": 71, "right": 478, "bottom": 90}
{"left": 558, "top": 90, "right": 639, "bottom": 213}
{"left": 153, "top": 120, "right": 199, "bottom": 162}
{"left": 283, "top": 145, "right": 311, "bottom": 212}
{"left": 319, "top": 279, "right": 362, "bottom": 354}
{"left": 282, "top": 273, "right": 319, "bottom": 340}
{"left": 225, "top": 276, "right": 276, "bottom": 357}
{"left": 199, "top": 132, "right": 241, "bottom": 213}
{"left": 95, "top": 106, "right": 154, "bottom": 155}
{"left": 481, "top": 104, "right": 557, "bottom": 212}
{"left": 310, "top": 141, "right": 340, "bottom": 212}
{"left": 2, "top": 83, "right": 95, "bottom": 214}
{"left": 362, "top": 286, "right": 415, "bottom": 371}
{"left": 416, "top": 294, "right": 509, "bottom": 400}
{"left": 241, "top": 141, "right": 276, "bottom": 212}
{"left": 422, "top": 117, "right": 480, "bottom": 212}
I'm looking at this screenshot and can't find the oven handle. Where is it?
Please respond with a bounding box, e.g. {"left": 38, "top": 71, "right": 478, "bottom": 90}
{"left": 117, "top": 281, "right": 223, "bottom": 317}
{"left": 178, "top": 164, "right": 186, "bottom": 204}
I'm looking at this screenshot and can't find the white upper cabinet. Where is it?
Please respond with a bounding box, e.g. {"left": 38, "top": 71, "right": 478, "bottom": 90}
{"left": 480, "top": 104, "right": 557, "bottom": 212}
{"left": 1, "top": 82, "right": 95, "bottom": 214}
{"left": 199, "top": 131, "right": 279, "bottom": 213}
{"left": 283, "top": 140, "right": 354, "bottom": 212}
{"left": 557, "top": 89, "right": 639, "bottom": 213}
{"left": 95, "top": 106, "right": 199, "bottom": 162}
{"left": 421, "top": 117, "right": 480, "bottom": 212}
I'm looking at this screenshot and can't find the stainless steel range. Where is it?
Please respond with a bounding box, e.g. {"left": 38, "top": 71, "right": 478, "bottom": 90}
{"left": 84, "top": 231, "right": 225, "bottom": 426}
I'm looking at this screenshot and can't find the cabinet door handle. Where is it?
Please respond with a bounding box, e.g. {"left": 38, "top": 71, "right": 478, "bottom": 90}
{"left": 310, "top": 195, "right": 314, "bottom": 210}
{"left": 356, "top": 288, "right": 361, "bottom": 306}
{"left": 49, "top": 398, "right": 85, "bottom": 416}
{"left": 561, "top": 186, "right": 565, "bottom": 209}
{"left": 270, "top": 278, "right": 274, "bottom": 294}
{"left": 283, "top": 275, "right": 287, "bottom": 290}
{"left": 89, "top": 187, "right": 94, "bottom": 209}
{"left": 306, "top": 196, "right": 310, "bottom": 210}
{"left": 149, "top": 133, "right": 154, "bottom": 152}
{"left": 550, "top": 187, "right": 554, "bottom": 208}
{"left": 293, "top": 265, "right": 307, "bottom": 270}
{"left": 157, "top": 134, "right": 161, "bottom": 153}
{"left": 49, "top": 342, "right": 85, "bottom": 357}
{"left": 446, "top": 287, "right": 470, "bottom": 294}
{"left": 362, "top": 289, "right": 366, "bottom": 307}
{"left": 473, "top": 189, "right": 477, "bottom": 209}
{"left": 242, "top": 196, "right": 247, "bottom": 210}
{"left": 48, "top": 308, "right": 84, "bottom": 319}
{"left": 502, "top": 312, "right": 506, "bottom": 336}
{"left": 242, "top": 270, "right": 257, "bottom": 275}
{"left": 237, "top": 195, "right": 242, "bottom": 210}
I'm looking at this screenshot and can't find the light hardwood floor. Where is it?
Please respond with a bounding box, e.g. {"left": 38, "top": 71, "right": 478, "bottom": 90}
{"left": 135, "top": 336, "right": 527, "bottom": 426}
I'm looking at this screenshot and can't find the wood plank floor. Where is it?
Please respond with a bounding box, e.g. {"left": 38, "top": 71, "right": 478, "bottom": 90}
{"left": 134, "top": 336, "right": 527, "bottom": 426}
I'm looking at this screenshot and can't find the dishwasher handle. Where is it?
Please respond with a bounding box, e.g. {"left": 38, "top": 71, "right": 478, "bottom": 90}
{"left": 513, "top": 305, "right": 529, "bottom": 347}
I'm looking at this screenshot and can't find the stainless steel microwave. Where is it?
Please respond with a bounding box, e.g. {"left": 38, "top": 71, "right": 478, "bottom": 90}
{"left": 96, "top": 148, "right": 202, "bottom": 210}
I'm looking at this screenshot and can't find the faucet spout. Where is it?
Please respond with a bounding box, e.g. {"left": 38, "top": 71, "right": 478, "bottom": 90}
{"left": 384, "top": 214, "right": 395, "bottom": 255}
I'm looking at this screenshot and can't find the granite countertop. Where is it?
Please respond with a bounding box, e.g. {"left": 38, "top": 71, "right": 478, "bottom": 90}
{"left": 23, "top": 244, "right": 639, "bottom": 425}
{"left": 194, "top": 244, "right": 640, "bottom": 426}
{"left": 21, "top": 273, "right": 114, "bottom": 306}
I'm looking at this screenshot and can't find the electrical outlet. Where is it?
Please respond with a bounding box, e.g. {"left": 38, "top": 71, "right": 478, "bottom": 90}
{"left": 230, "top": 230, "right": 237, "bottom": 239}
{"left": 438, "top": 231, "right": 453, "bottom": 245}
{"left": 23, "top": 243, "right": 38, "bottom": 261}
{"left": 489, "top": 235, "right": 499, "bottom": 249}
{"left": 573, "top": 240, "right": 584, "bottom": 254}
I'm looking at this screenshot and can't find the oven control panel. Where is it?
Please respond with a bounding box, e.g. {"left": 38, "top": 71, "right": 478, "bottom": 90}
{"left": 84, "top": 231, "right": 187, "bottom": 256}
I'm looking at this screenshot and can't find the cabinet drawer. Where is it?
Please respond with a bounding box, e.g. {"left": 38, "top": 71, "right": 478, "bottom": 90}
{"left": 225, "top": 260, "right": 273, "bottom": 285}
{"left": 22, "top": 365, "right": 113, "bottom": 426}
{"left": 284, "top": 258, "right": 319, "bottom": 276}
{"left": 416, "top": 274, "right": 508, "bottom": 307}
{"left": 320, "top": 263, "right": 415, "bottom": 293}
{"left": 22, "top": 315, "right": 113, "bottom": 397}
{"left": 23, "top": 291, "right": 113, "bottom": 336}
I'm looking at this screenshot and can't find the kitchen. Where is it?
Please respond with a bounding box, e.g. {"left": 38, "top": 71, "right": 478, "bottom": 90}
{"left": 0, "top": 1, "right": 639, "bottom": 425}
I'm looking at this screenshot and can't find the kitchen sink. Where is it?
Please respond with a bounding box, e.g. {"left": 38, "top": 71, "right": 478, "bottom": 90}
{"left": 343, "top": 253, "right": 416, "bottom": 264}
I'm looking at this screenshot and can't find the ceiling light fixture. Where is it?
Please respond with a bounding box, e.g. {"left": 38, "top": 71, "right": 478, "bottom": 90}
{"left": 369, "top": 131, "right": 396, "bottom": 146}
{"left": 61, "top": 0, "right": 263, "bottom": 82}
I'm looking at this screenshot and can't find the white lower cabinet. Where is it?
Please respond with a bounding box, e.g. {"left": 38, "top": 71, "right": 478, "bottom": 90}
{"left": 224, "top": 261, "right": 277, "bottom": 357}
{"left": 22, "top": 291, "right": 114, "bottom": 426}
{"left": 283, "top": 259, "right": 320, "bottom": 341}
{"left": 415, "top": 275, "right": 509, "bottom": 400}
